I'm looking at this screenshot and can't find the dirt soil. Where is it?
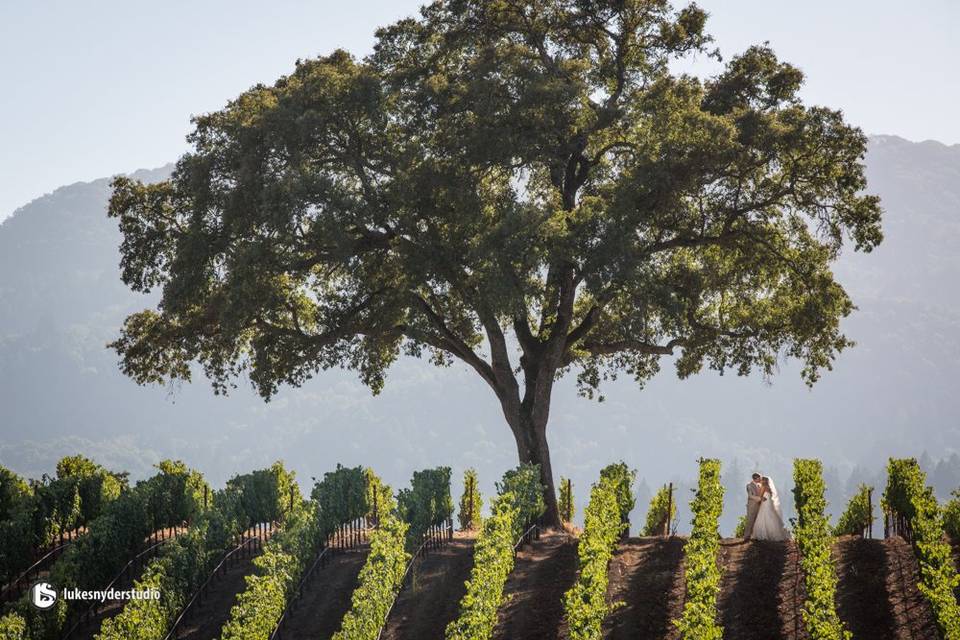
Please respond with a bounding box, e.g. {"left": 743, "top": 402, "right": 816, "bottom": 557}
{"left": 380, "top": 534, "right": 477, "bottom": 640}
{"left": 833, "top": 536, "right": 938, "bottom": 640}
{"left": 171, "top": 527, "right": 277, "bottom": 640}
{"left": 275, "top": 546, "right": 369, "bottom": 640}
{"left": 492, "top": 530, "right": 579, "bottom": 640}
{"left": 601, "top": 536, "right": 686, "bottom": 640}
{"left": 175, "top": 552, "right": 260, "bottom": 640}
{"left": 716, "top": 539, "right": 806, "bottom": 640}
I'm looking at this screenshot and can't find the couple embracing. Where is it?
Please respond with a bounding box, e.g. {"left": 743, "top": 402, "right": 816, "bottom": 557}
{"left": 744, "top": 472, "right": 790, "bottom": 541}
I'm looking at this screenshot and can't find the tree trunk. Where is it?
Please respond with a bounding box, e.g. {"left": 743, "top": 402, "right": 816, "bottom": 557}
{"left": 512, "top": 411, "right": 563, "bottom": 530}
{"left": 492, "top": 304, "right": 573, "bottom": 531}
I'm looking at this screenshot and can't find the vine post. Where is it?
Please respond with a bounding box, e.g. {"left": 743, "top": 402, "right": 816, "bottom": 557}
{"left": 467, "top": 474, "right": 474, "bottom": 528}
{"left": 664, "top": 483, "right": 674, "bottom": 536}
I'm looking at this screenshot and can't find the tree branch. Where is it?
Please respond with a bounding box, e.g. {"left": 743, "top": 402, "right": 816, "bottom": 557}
{"left": 563, "top": 304, "right": 602, "bottom": 351}
{"left": 476, "top": 307, "right": 519, "bottom": 399}
{"left": 580, "top": 337, "right": 685, "bottom": 357}
{"left": 395, "top": 322, "right": 501, "bottom": 393}
{"left": 513, "top": 314, "right": 539, "bottom": 362}
{"left": 410, "top": 294, "right": 501, "bottom": 393}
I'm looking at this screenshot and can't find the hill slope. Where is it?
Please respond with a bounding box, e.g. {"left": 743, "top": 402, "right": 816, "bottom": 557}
{"left": 0, "top": 137, "right": 958, "bottom": 528}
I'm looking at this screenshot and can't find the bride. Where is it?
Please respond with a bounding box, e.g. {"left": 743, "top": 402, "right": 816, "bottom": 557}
{"left": 752, "top": 476, "right": 791, "bottom": 541}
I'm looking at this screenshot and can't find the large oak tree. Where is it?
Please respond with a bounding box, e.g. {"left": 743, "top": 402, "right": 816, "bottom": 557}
{"left": 109, "top": 0, "right": 882, "bottom": 526}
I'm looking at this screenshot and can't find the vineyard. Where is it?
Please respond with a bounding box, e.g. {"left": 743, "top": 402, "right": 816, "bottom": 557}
{"left": 2, "top": 456, "right": 960, "bottom": 640}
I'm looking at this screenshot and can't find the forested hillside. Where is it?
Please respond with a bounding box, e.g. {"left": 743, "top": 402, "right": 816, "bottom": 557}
{"left": 1, "top": 136, "right": 958, "bottom": 531}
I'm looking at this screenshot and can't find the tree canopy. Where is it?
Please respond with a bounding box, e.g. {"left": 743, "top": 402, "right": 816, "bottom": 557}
{"left": 108, "top": 0, "right": 881, "bottom": 524}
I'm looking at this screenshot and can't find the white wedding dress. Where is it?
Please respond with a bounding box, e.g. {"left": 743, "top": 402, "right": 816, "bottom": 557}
{"left": 752, "top": 478, "right": 791, "bottom": 541}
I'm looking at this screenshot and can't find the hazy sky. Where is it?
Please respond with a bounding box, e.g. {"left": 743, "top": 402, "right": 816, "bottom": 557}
{"left": 2, "top": 0, "right": 958, "bottom": 220}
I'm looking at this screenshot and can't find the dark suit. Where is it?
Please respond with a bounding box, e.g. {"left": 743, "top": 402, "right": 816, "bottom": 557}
{"left": 744, "top": 481, "right": 763, "bottom": 538}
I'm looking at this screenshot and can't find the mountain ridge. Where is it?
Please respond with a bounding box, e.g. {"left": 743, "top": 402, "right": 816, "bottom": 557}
{"left": 0, "top": 136, "right": 958, "bottom": 531}
{"left": 1, "top": 165, "right": 175, "bottom": 224}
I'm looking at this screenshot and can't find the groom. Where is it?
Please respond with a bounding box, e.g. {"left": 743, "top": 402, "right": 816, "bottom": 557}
{"left": 743, "top": 472, "right": 765, "bottom": 540}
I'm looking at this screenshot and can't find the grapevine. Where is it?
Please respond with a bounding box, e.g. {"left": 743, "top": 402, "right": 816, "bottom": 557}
{"left": 884, "top": 458, "right": 960, "bottom": 638}
{"left": 673, "top": 458, "right": 724, "bottom": 640}
{"left": 793, "top": 459, "right": 850, "bottom": 640}
{"left": 563, "top": 462, "right": 635, "bottom": 640}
